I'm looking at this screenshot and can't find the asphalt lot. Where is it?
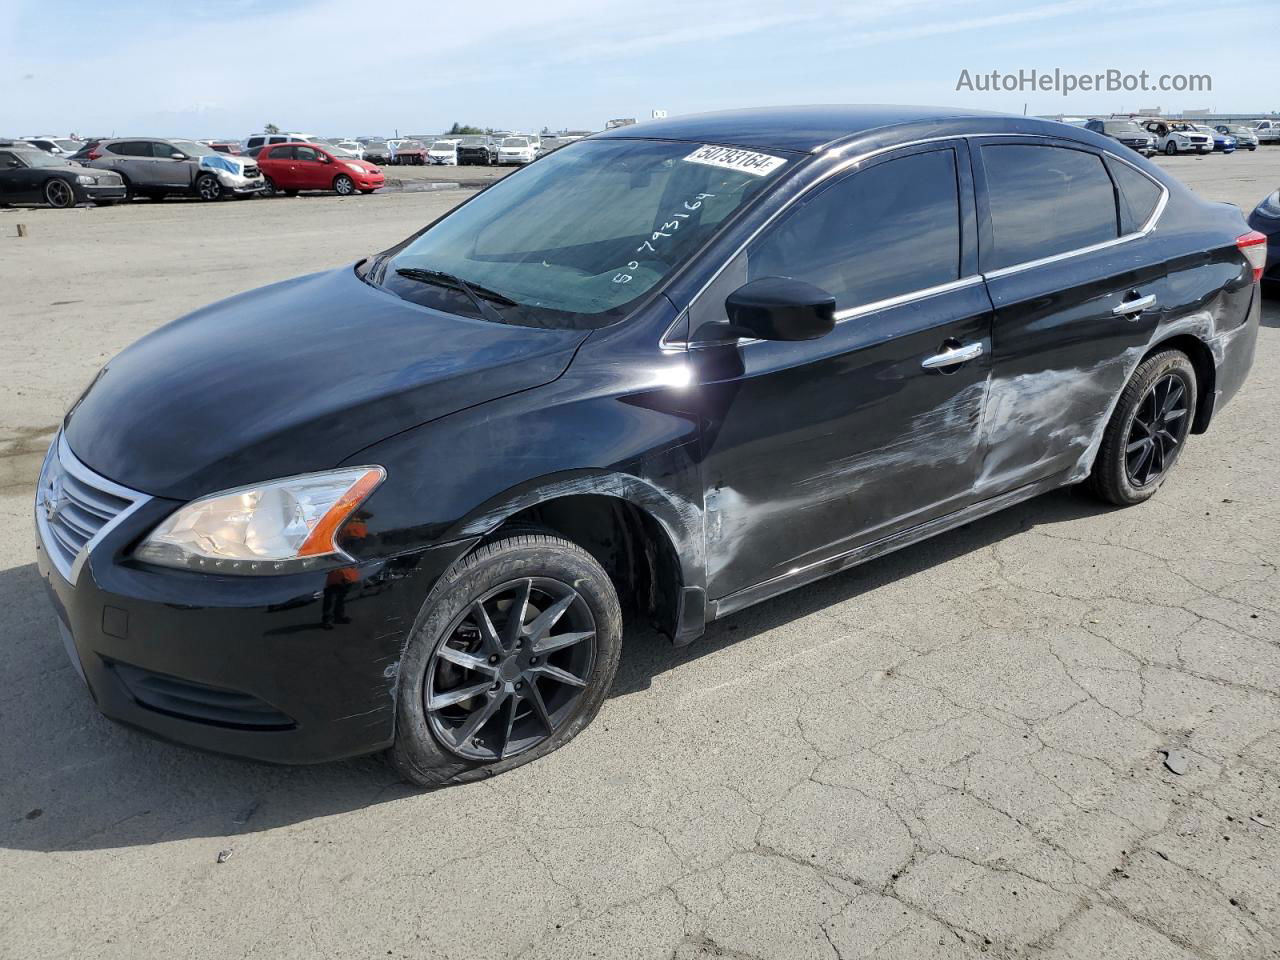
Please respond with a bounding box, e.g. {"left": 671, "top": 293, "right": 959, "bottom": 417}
{"left": 1, "top": 148, "right": 1279, "bottom": 960}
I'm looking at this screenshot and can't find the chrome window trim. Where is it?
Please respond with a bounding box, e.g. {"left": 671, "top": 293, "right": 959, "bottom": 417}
{"left": 35, "top": 432, "right": 152, "bottom": 585}
{"left": 660, "top": 131, "right": 1169, "bottom": 350}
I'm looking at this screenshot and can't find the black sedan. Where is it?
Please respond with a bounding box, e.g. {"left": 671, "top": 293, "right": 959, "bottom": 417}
{"left": 0, "top": 145, "right": 125, "bottom": 207}
{"left": 1246, "top": 189, "right": 1280, "bottom": 289}
{"left": 36, "top": 106, "right": 1261, "bottom": 786}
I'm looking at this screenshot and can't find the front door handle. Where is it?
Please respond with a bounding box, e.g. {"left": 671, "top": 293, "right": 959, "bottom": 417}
{"left": 1113, "top": 293, "right": 1158, "bottom": 316}
{"left": 922, "top": 341, "right": 984, "bottom": 370}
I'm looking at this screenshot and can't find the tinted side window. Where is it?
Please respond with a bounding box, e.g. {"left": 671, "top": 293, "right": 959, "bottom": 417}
{"left": 0, "top": 151, "right": 20, "bottom": 166}
{"left": 269, "top": 146, "right": 294, "bottom": 159}
{"left": 152, "top": 142, "right": 179, "bottom": 158}
{"left": 295, "top": 146, "right": 319, "bottom": 162}
{"left": 981, "top": 144, "right": 1118, "bottom": 269}
{"left": 748, "top": 149, "right": 961, "bottom": 311}
{"left": 246, "top": 137, "right": 263, "bottom": 148}
{"left": 1107, "top": 158, "right": 1163, "bottom": 234}
{"left": 110, "top": 141, "right": 145, "bottom": 156}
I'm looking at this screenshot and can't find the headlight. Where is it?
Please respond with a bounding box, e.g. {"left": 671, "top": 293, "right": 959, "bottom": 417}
{"left": 135, "top": 466, "right": 384, "bottom": 574}
{"left": 76, "top": 174, "right": 95, "bottom": 185}
{"left": 346, "top": 162, "right": 363, "bottom": 172}
{"left": 1258, "top": 190, "right": 1280, "bottom": 218}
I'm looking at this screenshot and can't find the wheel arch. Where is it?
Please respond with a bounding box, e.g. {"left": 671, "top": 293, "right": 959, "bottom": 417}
{"left": 447, "top": 471, "right": 706, "bottom": 645}
{"left": 1142, "top": 333, "right": 1215, "bottom": 433}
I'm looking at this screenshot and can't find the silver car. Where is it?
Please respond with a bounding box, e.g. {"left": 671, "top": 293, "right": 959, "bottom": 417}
{"left": 86, "top": 138, "right": 264, "bottom": 201}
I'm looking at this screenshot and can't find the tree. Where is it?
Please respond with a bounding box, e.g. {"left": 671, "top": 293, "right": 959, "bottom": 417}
{"left": 448, "top": 122, "right": 485, "bottom": 135}
{"left": 264, "top": 123, "right": 280, "bottom": 134}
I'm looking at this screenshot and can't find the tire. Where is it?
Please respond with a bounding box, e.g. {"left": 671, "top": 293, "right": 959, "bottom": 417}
{"left": 389, "top": 532, "right": 623, "bottom": 788}
{"left": 44, "top": 178, "right": 76, "bottom": 208}
{"left": 333, "top": 174, "right": 355, "bottom": 196}
{"left": 195, "top": 173, "right": 223, "bottom": 201}
{"left": 1086, "top": 349, "right": 1197, "bottom": 506}
{"left": 1164, "top": 141, "right": 1178, "bottom": 156}
{"left": 260, "top": 177, "right": 278, "bottom": 198}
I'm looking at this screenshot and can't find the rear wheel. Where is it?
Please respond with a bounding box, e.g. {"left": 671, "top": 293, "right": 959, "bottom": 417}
{"left": 390, "top": 532, "right": 623, "bottom": 787}
{"left": 195, "top": 173, "right": 223, "bottom": 201}
{"left": 44, "top": 178, "right": 76, "bottom": 208}
{"left": 260, "top": 177, "right": 278, "bottom": 198}
{"left": 1086, "top": 349, "right": 1196, "bottom": 506}
{"left": 333, "top": 174, "right": 355, "bottom": 196}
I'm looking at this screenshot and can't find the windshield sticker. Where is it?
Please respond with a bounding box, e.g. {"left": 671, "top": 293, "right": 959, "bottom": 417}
{"left": 683, "top": 144, "right": 786, "bottom": 177}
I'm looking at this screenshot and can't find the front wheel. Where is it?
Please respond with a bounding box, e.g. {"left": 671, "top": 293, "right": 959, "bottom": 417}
{"left": 390, "top": 532, "right": 623, "bottom": 787}
{"left": 1086, "top": 349, "right": 1196, "bottom": 506}
{"left": 195, "top": 173, "right": 223, "bottom": 201}
{"left": 44, "top": 178, "right": 76, "bottom": 208}
{"left": 333, "top": 174, "right": 355, "bottom": 196}
{"left": 1164, "top": 141, "right": 1178, "bottom": 156}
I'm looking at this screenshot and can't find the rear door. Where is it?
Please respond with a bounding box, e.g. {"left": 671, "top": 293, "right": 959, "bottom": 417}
{"left": 261, "top": 145, "right": 298, "bottom": 187}
{"left": 973, "top": 138, "right": 1168, "bottom": 497}
{"left": 694, "top": 141, "right": 994, "bottom": 600}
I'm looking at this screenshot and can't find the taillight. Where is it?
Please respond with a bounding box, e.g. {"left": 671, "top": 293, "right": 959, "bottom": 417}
{"left": 1237, "top": 230, "right": 1268, "bottom": 283}
{"left": 87, "top": 147, "right": 101, "bottom": 160}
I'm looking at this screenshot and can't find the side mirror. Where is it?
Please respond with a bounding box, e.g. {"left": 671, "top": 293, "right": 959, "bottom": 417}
{"left": 171, "top": 152, "right": 186, "bottom": 160}
{"left": 695, "top": 277, "right": 836, "bottom": 343}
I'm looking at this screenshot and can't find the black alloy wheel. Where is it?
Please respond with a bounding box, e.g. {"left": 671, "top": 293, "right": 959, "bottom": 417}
{"left": 44, "top": 178, "right": 75, "bottom": 208}
{"left": 425, "top": 576, "right": 596, "bottom": 762}
{"left": 1086, "top": 349, "right": 1197, "bottom": 506}
{"left": 195, "top": 173, "right": 223, "bottom": 201}
{"left": 1125, "top": 373, "right": 1190, "bottom": 487}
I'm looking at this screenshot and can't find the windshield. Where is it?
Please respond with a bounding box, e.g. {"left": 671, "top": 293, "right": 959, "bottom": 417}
{"left": 16, "top": 150, "right": 67, "bottom": 168}
{"left": 430, "top": 142, "right": 455, "bottom": 151}
{"left": 1103, "top": 121, "right": 1145, "bottom": 135}
{"left": 172, "top": 139, "right": 217, "bottom": 157}
{"left": 377, "top": 138, "right": 790, "bottom": 329}
{"left": 502, "top": 138, "right": 529, "bottom": 147}
{"left": 460, "top": 137, "right": 487, "bottom": 145}
{"left": 1169, "top": 123, "right": 1197, "bottom": 132}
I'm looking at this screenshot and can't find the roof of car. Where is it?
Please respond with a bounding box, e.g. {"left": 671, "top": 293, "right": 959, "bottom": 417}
{"left": 590, "top": 104, "right": 1039, "bottom": 153}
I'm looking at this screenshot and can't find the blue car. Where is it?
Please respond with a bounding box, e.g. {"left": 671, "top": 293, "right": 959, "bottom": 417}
{"left": 1195, "top": 124, "right": 1235, "bottom": 153}
{"left": 1247, "top": 190, "right": 1280, "bottom": 288}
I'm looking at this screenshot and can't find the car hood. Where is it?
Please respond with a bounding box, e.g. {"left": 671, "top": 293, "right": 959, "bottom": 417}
{"left": 64, "top": 266, "right": 590, "bottom": 500}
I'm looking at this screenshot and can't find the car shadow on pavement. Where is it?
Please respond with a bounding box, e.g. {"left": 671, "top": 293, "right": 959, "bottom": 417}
{"left": 0, "top": 486, "right": 1113, "bottom": 853}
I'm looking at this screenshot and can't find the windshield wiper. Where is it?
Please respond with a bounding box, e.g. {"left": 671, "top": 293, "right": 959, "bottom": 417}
{"left": 394, "top": 267, "right": 518, "bottom": 324}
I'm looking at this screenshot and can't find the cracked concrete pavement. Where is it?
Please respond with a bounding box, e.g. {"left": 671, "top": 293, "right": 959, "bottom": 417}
{"left": 1, "top": 152, "right": 1278, "bottom": 959}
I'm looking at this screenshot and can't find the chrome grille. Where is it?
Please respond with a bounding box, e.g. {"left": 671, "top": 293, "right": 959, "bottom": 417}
{"left": 35, "top": 435, "right": 149, "bottom": 583}
{"left": 243, "top": 164, "right": 260, "bottom": 178}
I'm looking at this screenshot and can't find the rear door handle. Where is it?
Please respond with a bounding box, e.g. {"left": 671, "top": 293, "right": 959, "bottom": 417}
{"left": 1113, "top": 293, "right": 1157, "bottom": 316}
{"left": 921, "top": 341, "right": 983, "bottom": 370}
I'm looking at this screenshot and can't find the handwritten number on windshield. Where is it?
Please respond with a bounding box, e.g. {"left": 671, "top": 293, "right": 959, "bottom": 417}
{"left": 612, "top": 193, "right": 716, "bottom": 284}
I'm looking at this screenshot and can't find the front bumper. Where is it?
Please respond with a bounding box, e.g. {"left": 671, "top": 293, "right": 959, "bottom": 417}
{"left": 223, "top": 178, "right": 266, "bottom": 195}
{"left": 34, "top": 439, "right": 472, "bottom": 764}
{"left": 83, "top": 182, "right": 127, "bottom": 201}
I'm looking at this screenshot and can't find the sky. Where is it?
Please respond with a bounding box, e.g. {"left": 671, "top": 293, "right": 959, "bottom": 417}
{"left": 1, "top": 0, "right": 1274, "bottom": 138}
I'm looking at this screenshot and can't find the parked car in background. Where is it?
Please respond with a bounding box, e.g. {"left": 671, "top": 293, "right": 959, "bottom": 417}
{"left": 361, "top": 140, "right": 390, "bottom": 164}
{"left": 1084, "top": 119, "right": 1157, "bottom": 156}
{"left": 455, "top": 136, "right": 497, "bottom": 165}
{"left": 428, "top": 141, "right": 458, "bottom": 165}
{"left": 22, "top": 137, "right": 82, "bottom": 158}
{"left": 36, "top": 106, "right": 1261, "bottom": 785}
{"left": 335, "top": 140, "right": 364, "bottom": 159}
{"left": 256, "top": 142, "right": 384, "bottom": 196}
{"left": 497, "top": 136, "right": 537, "bottom": 164}
{"left": 1143, "top": 120, "right": 1211, "bottom": 155}
{"left": 86, "top": 138, "right": 265, "bottom": 200}
{"left": 66, "top": 140, "right": 103, "bottom": 162}
{"left": 1216, "top": 125, "right": 1258, "bottom": 151}
{"left": 1247, "top": 189, "right": 1280, "bottom": 289}
{"left": 0, "top": 143, "right": 125, "bottom": 207}
{"left": 204, "top": 141, "right": 244, "bottom": 155}
{"left": 244, "top": 132, "right": 326, "bottom": 153}
{"left": 1249, "top": 120, "right": 1280, "bottom": 145}
{"left": 1193, "top": 124, "right": 1235, "bottom": 153}
{"left": 391, "top": 140, "right": 427, "bottom": 165}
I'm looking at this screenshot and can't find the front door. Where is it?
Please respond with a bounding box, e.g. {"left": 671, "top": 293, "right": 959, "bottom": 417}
{"left": 970, "top": 138, "right": 1168, "bottom": 498}
{"left": 293, "top": 146, "right": 329, "bottom": 189}
{"left": 692, "top": 141, "right": 994, "bottom": 601}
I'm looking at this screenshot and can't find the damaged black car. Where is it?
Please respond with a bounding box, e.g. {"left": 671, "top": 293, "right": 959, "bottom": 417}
{"left": 36, "top": 106, "right": 1262, "bottom": 786}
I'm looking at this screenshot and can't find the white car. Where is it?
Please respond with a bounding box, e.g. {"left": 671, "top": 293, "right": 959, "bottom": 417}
{"left": 334, "top": 140, "right": 364, "bottom": 159}
{"left": 428, "top": 141, "right": 458, "bottom": 165}
{"left": 243, "top": 131, "right": 325, "bottom": 153}
{"left": 23, "top": 137, "right": 81, "bottom": 157}
{"left": 497, "top": 137, "right": 536, "bottom": 165}
{"left": 1142, "top": 120, "right": 1211, "bottom": 156}
{"left": 1249, "top": 120, "right": 1280, "bottom": 145}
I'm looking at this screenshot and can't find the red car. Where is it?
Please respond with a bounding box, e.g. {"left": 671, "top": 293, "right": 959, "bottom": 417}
{"left": 256, "top": 141, "right": 384, "bottom": 196}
